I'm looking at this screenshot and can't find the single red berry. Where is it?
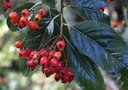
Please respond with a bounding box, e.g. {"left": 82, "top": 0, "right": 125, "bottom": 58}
{"left": 15, "top": 40, "right": 23, "bottom": 48}
{"left": 122, "top": 20, "right": 127, "bottom": 27}
{"left": 54, "top": 73, "right": 62, "bottom": 81}
{"left": 18, "top": 50, "right": 27, "bottom": 58}
{"left": 20, "top": 16, "right": 29, "bottom": 26}
{"left": 30, "top": 50, "right": 40, "bottom": 61}
{"left": 48, "top": 50, "right": 56, "bottom": 59}
{"left": 9, "top": 12, "right": 18, "bottom": 19}
{"left": 38, "top": 8, "right": 47, "bottom": 16}
{"left": 56, "top": 40, "right": 66, "bottom": 51}
{"left": 18, "top": 21, "right": 25, "bottom": 29}
{"left": 54, "top": 51, "right": 62, "bottom": 59}
{"left": 3, "top": 3, "right": 8, "bottom": 12}
{"left": 27, "top": 59, "right": 37, "bottom": 70}
{"left": 49, "top": 67, "right": 57, "bottom": 75}
{"left": 99, "top": 7, "right": 105, "bottom": 11}
{"left": 28, "top": 21, "right": 39, "bottom": 31}
{"left": 6, "top": 1, "right": 12, "bottom": 8}
{"left": 56, "top": 62, "right": 63, "bottom": 70}
{"left": 11, "top": 18, "right": 19, "bottom": 25}
{"left": 27, "top": 56, "right": 32, "bottom": 61}
{"left": 67, "top": 70, "right": 74, "bottom": 78}
{"left": 39, "top": 49, "right": 47, "bottom": 57}
{"left": 112, "top": 21, "right": 119, "bottom": 28}
{"left": 42, "top": 67, "right": 51, "bottom": 77}
{"left": 22, "top": 9, "right": 29, "bottom": 17}
{"left": 50, "top": 58, "right": 59, "bottom": 67}
{"left": 35, "top": 13, "right": 42, "bottom": 22}
{"left": 60, "top": 67, "right": 68, "bottom": 74}
{"left": 26, "top": 48, "right": 31, "bottom": 56}
{"left": 40, "top": 57, "right": 50, "bottom": 67}
{"left": 61, "top": 75, "right": 69, "bottom": 84}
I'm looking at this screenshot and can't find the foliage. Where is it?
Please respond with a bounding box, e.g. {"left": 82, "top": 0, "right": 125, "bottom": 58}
{"left": 6, "top": 0, "right": 128, "bottom": 90}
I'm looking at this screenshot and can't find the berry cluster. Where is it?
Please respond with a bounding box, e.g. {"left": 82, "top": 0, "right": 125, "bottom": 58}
{"left": 17, "top": 40, "right": 74, "bottom": 83}
{"left": 3, "top": 0, "right": 12, "bottom": 12}
{"left": 9, "top": 8, "right": 46, "bottom": 30}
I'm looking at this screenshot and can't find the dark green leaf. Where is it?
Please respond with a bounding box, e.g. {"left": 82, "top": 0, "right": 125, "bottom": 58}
{"left": 42, "top": 0, "right": 56, "bottom": 8}
{"left": 39, "top": 14, "right": 60, "bottom": 47}
{"left": 65, "top": 37, "right": 105, "bottom": 90}
{"left": 117, "top": 50, "right": 128, "bottom": 90}
{"left": 7, "top": 2, "right": 35, "bottom": 31}
{"left": 118, "top": 69, "right": 128, "bottom": 90}
{"left": 71, "top": 7, "right": 110, "bottom": 24}
{"left": 71, "top": 0, "right": 107, "bottom": 9}
{"left": 69, "top": 21, "right": 127, "bottom": 73}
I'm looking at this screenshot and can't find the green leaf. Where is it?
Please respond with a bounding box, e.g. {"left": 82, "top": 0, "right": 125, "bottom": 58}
{"left": 65, "top": 37, "right": 105, "bottom": 90}
{"left": 39, "top": 13, "right": 60, "bottom": 47}
{"left": 7, "top": 2, "right": 35, "bottom": 32}
{"left": 71, "top": 0, "right": 107, "bottom": 9}
{"left": 71, "top": 7, "right": 110, "bottom": 24}
{"left": 117, "top": 50, "right": 128, "bottom": 90}
{"left": 42, "top": 0, "right": 56, "bottom": 8}
{"left": 23, "top": 29, "right": 45, "bottom": 50}
{"left": 68, "top": 21, "right": 127, "bottom": 73}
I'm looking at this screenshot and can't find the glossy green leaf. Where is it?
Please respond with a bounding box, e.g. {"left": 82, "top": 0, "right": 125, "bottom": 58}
{"left": 71, "top": 7, "right": 110, "bottom": 24}
{"left": 7, "top": 2, "right": 35, "bottom": 31}
{"left": 65, "top": 37, "right": 105, "bottom": 90}
{"left": 68, "top": 21, "right": 127, "bottom": 73}
{"left": 71, "top": 0, "right": 107, "bottom": 9}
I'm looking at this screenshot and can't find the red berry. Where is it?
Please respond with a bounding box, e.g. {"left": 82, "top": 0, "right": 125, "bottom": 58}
{"left": 62, "top": 75, "right": 69, "bottom": 84}
{"left": 48, "top": 50, "right": 56, "bottom": 59}
{"left": 54, "top": 51, "right": 62, "bottom": 59}
{"left": 27, "top": 59, "right": 37, "bottom": 70}
{"left": 40, "top": 57, "right": 50, "bottom": 67}
{"left": 99, "top": 7, "right": 105, "bottom": 11}
{"left": 15, "top": 40, "right": 23, "bottom": 48}
{"left": 11, "top": 18, "right": 19, "bottom": 25}
{"left": 38, "top": 8, "right": 47, "bottom": 16}
{"left": 112, "top": 21, "right": 119, "bottom": 28}
{"left": 42, "top": 67, "right": 51, "bottom": 77}
{"left": 56, "top": 40, "right": 66, "bottom": 51}
{"left": 18, "top": 50, "right": 27, "bottom": 58}
{"left": 50, "top": 58, "right": 59, "bottom": 67}
{"left": 60, "top": 67, "right": 68, "bottom": 74}
{"left": 26, "top": 48, "right": 31, "bottom": 56}
{"left": 18, "top": 21, "right": 25, "bottom": 29}
{"left": 49, "top": 67, "right": 57, "bottom": 75}
{"left": 9, "top": 12, "right": 18, "bottom": 19}
{"left": 122, "top": 20, "right": 127, "bottom": 27}
{"left": 28, "top": 21, "right": 39, "bottom": 31}
{"left": 20, "top": 16, "right": 29, "bottom": 26}
{"left": 30, "top": 50, "right": 40, "bottom": 61}
{"left": 6, "top": 2, "right": 12, "bottom": 8}
{"left": 3, "top": 3, "right": 8, "bottom": 12}
{"left": 67, "top": 70, "right": 74, "bottom": 78}
{"left": 22, "top": 9, "right": 29, "bottom": 17}
{"left": 54, "top": 73, "right": 62, "bottom": 81}
{"left": 56, "top": 62, "right": 63, "bottom": 70}
{"left": 39, "top": 49, "right": 47, "bottom": 57}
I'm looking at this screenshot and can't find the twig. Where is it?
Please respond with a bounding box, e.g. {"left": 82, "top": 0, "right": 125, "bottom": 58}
{"left": 60, "top": 0, "right": 64, "bottom": 37}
